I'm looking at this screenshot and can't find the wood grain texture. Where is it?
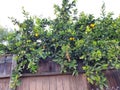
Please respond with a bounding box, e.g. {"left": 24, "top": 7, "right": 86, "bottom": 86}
{"left": 49, "top": 76, "right": 57, "bottom": 90}
{"left": 56, "top": 76, "right": 64, "bottom": 90}
{"left": 0, "top": 54, "right": 120, "bottom": 90}
{"left": 36, "top": 77, "right": 43, "bottom": 90}
{"left": 0, "top": 78, "right": 9, "bottom": 90}
{"left": 62, "top": 75, "right": 70, "bottom": 90}
{"left": 42, "top": 76, "right": 49, "bottom": 90}
{"left": 0, "top": 71, "right": 120, "bottom": 90}
{"left": 69, "top": 75, "right": 77, "bottom": 90}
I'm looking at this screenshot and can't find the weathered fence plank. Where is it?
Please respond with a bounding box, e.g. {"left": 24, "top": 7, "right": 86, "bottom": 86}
{"left": 42, "top": 77, "right": 49, "bottom": 90}
{"left": 0, "top": 71, "right": 120, "bottom": 90}
{"left": 69, "top": 76, "right": 77, "bottom": 90}
{"left": 0, "top": 55, "right": 120, "bottom": 90}
{"left": 30, "top": 77, "right": 36, "bottom": 90}
{"left": 62, "top": 75, "right": 71, "bottom": 90}
{"left": 56, "top": 76, "right": 64, "bottom": 90}
{"left": 36, "top": 77, "right": 42, "bottom": 90}
{"left": 0, "top": 78, "right": 9, "bottom": 90}
{"left": 49, "top": 76, "right": 57, "bottom": 90}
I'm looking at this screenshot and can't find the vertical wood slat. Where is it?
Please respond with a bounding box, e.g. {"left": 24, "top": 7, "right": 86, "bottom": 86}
{"left": 16, "top": 77, "right": 30, "bottom": 90}
{"left": 30, "top": 77, "right": 36, "bottom": 90}
{"left": 69, "top": 76, "right": 77, "bottom": 90}
{"left": 36, "top": 77, "right": 42, "bottom": 90}
{"left": 22, "top": 77, "right": 30, "bottom": 90}
{"left": 0, "top": 79, "right": 2, "bottom": 90}
{"left": 56, "top": 76, "right": 64, "bottom": 90}
{"left": 3, "top": 79, "right": 6, "bottom": 90}
{"left": 49, "top": 76, "right": 57, "bottom": 90}
{"left": 6, "top": 63, "right": 12, "bottom": 75}
{"left": 0, "top": 78, "right": 9, "bottom": 90}
{"left": 38, "top": 61, "right": 61, "bottom": 73}
{"left": 77, "top": 74, "right": 88, "bottom": 90}
{"left": 62, "top": 75, "right": 70, "bottom": 90}
{"left": 0, "top": 54, "right": 12, "bottom": 76}
{"left": 5, "top": 78, "right": 10, "bottom": 90}
{"left": 105, "top": 70, "right": 120, "bottom": 89}
{"left": 42, "top": 77, "right": 49, "bottom": 90}
{"left": 0, "top": 64, "right": 4, "bottom": 74}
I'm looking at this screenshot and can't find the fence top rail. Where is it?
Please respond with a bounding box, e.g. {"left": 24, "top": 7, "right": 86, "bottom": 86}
{"left": 0, "top": 54, "right": 13, "bottom": 58}
{"left": 0, "top": 71, "right": 85, "bottom": 79}
{"left": 1, "top": 69, "right": 120, "bottom": 79}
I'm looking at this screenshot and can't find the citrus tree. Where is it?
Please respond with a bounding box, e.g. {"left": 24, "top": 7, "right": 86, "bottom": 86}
{"left": 1, "top": 0, "right": 120, "bottom": 89}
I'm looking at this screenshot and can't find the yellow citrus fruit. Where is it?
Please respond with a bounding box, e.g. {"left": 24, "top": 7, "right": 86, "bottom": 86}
{"left": 69, "top": 37, "right": 75, "bottom": 41}
{"left": 89, "top": 23, "right": 95, "bottom": 28}
{"left": 35, "top": 33, "right": 39, "bottom": 37}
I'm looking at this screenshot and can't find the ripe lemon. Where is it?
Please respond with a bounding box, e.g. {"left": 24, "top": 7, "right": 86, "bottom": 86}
{"left": 35, "top": 33, "right": 39, "bottom": 37}
{"left": 69, "top": 37, "right": 75, "bottom": 41}
{"left": 90, "top": 23, "right": 95, "bottom": 28}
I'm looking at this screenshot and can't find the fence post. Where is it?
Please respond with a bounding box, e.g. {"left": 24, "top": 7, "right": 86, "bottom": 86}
{"left": 9, "top": 55, "right": 17, "bottom": 90}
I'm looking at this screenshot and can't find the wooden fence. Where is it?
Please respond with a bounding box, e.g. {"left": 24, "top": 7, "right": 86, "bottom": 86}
{"left": 0, "top": 55, "right": 120, "bottom": 90}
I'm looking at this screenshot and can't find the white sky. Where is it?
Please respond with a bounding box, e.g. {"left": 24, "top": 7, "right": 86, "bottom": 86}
{"left": 0, "top": 0, "right": 120, "bottom": 29}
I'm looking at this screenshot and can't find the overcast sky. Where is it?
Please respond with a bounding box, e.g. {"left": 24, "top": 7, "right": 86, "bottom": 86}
{"left": 0, "top": 0, "right": 120, "bottom": 29}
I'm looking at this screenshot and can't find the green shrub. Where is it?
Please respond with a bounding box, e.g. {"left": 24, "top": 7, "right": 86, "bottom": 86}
{"left": 1, "top": 0, "right": 120, "bottom": 89}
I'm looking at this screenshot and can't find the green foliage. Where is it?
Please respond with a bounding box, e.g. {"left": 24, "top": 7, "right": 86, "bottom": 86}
{"left": 0, "top": 26, "right": 14, "bottom": 54}
{"left": 1, "top": 0, "right": 120, "bottom": 89}
{"left": 7, "top": 10, "right": 51, "bottom": 88}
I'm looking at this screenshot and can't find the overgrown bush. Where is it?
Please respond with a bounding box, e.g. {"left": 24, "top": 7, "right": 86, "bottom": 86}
{"left": 1, "top": 0, "right": 120, "bottom": 89}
